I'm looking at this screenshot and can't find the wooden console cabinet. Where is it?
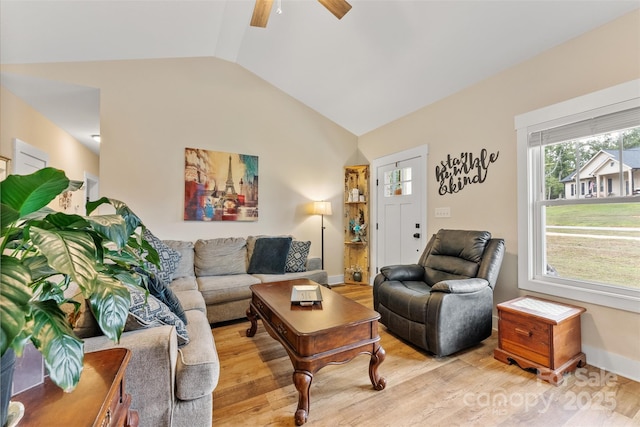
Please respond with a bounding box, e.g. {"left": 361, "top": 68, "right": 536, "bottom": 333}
{"left": 13, "top": 348, "right": 138, "bottom": 426}
{"left": 494, "top": 296, "right": 586, "bottom": 385}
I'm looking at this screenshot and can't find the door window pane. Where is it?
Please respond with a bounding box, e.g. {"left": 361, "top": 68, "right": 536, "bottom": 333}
{"left": 384, "top": 167, "right": 412, "bottom": 197}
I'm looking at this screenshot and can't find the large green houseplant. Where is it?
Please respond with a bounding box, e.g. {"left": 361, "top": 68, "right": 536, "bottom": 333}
{"left": 0, "top": 168, "right": 158, "bottom": 403}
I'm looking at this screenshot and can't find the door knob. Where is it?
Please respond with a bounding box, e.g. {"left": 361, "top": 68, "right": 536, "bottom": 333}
{"left": 413, "top": 233, "right": 420, "bottom": 238}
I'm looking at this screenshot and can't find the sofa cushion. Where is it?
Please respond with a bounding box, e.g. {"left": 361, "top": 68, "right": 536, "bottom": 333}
{"left": 306, "top": 257, "right": 322, "bottom": 271}
{"left": 197, "top": 274, "right": 260, "bottom": 305}
{"left": 175, "top": 310, "right": 220, "bottom": 400}
{"left": 143, "top": 229, "right": 182, "bottom": 284}
{"left": 195, "top": 237, "right": 247, "bottom": 276}
{"left": 168, "top": 276, "right": 198, "bottom": 292}
{"left": 164, "top": 240, "right": 195, "bottom": 278}
{"left": 125, "top": 285, "right": 190, "bottom": 346}
{"left": 285, "top": 240, "right": 311, "bottom": 273}
{"left": 174, "top": 289, "right": 206, "bottom": 314}
{"left": 247, "top": 237, "right": 292, "bottom": 274}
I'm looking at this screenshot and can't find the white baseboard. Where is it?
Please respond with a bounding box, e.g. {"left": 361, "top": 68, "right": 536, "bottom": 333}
{"left": 328, "top": 274, "right": 344, "bottom": 286}
{"left": 581, "top": 344, "right": 640, "bottom": 382}
{"left": 492, "top": 315, "right": 640, "bottom": 382}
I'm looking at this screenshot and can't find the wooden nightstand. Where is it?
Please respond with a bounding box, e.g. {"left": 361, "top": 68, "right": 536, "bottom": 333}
{"left": 494, "top": 296, "right": 586, "bottom": 385}
{"left": 13, "top": 348, "right": 138, "bottom": 426}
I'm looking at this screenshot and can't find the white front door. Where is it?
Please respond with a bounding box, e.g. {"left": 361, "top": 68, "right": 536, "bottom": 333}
{"left": 372, "top": 146, "right": 428, "bottom": 276}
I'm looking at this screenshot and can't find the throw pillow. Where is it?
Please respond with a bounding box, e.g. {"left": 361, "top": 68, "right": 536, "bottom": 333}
{"left": 164, "top": 240, "right": 195, "bottom": 278}
{"left": 125, "top": 285, "right": 190, "bottom": 346}
{"left": 247, "top": 237, "right": 293, "bottom": 274}
{"left": 285, "top": 240, "right": 311, "bottom": 273}
{"left": 246, "top": 234, "right": 292, "bottom": 264}
{"left": 143, "top": 229, "right": 182, "bottom": 284}
{"left": 137, "top": 268, "right": 187, "bottom": 324}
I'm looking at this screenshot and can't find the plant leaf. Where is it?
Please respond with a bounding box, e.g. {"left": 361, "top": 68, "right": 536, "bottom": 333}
{"left": 30, "top": 227, "right": 100, "bottom": 291}
{"left": 0, "top": 168, "right": 78, "bottom": 232}
{"left": 31, "top": 299, "right": 83, "bottom": 392}
{"left": 0, "top": 205, "right": 19, "bottom": 237}
{"left": 45, "top": 212, "right": 90, "bottom": 230}
{"left": 0, "top": 256, "right": 33, "bottom": 355}
{"left": 22, "top": 255, "right": 58, "bottom": 282}
{"left": 85, "top": 214, "right": 129, "bottom": 249}
{"left": 88, "top": 275, "right": 130, "bottom": 342}
{"left": 110, "top": 267, "right": 142, "bottom": 288}
{"left": 86, "top": 198, "right": 144, "bottom": 237}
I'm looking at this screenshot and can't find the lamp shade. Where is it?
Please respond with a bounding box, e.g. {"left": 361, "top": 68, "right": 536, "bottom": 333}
{"left": 312, "top": 201, "right": 332, "bottom": 216}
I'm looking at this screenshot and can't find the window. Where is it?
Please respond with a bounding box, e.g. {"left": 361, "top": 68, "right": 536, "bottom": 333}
{"left": 516, "top": 80, "right": 640, "bottom": 313}
{"left": 383, "top": 167, "right": 412, "bottom": 197}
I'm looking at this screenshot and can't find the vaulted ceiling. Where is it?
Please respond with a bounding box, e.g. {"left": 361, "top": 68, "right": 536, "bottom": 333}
{"left": 1, "top": 0, "right": 638, "bottom": 154}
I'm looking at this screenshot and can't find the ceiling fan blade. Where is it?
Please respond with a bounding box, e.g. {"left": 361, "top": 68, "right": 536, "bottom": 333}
{"left": 317, "top": 0, "right": 352, "bottom": 20}
{"left": 250, "top": 0, "right": 274, "bottom": 28}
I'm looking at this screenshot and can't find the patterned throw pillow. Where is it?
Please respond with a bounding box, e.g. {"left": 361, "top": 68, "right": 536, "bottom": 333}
{"left": 285, "top": 240, "right": 311, "bottom": 273}
{"left": 136, "top": 268, "right": 187, "bottom": 324}
{"left": 124, "top": 285, "right": 190, "bottom": 346}
{"left": 143, "top": 229, "right": 181, "bottom": 284}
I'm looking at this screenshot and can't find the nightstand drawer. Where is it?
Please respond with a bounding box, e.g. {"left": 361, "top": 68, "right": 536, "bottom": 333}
{"left": 500, "top": 311, "right": 550, "bottom": 366}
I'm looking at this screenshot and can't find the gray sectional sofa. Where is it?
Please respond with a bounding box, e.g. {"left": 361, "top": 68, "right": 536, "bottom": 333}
{"left": 76, "top": 235, "right": 327, "bottom": 427}
{"left": 168, "top": 235, "right": 328, "bottom": 324}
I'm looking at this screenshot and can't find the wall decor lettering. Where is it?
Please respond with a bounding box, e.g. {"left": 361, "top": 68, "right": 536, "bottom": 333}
{"left": 184, "top": 148, "right": 259, "bottom": 221}
{"left": 435, "top": 149, "right": 499, "bottom": 195}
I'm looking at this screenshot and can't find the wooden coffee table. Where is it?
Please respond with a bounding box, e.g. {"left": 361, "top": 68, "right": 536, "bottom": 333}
{"left": 246, "top": 279, "right": 386, "bottom": 425}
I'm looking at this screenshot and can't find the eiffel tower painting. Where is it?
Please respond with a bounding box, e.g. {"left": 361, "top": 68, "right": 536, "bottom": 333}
{"left": 184, "top": 148, "right": 259, "bottom": 221}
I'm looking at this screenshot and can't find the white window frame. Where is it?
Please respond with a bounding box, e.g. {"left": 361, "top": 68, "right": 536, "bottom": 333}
{"left": 515, "top": 79, "right": 640, "bottom": 313}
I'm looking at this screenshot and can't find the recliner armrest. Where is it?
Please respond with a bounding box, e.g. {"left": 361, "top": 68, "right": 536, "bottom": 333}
{"left": 431, "top": 277, "right": 489, "bottom": 293}
{"left": 380, "top": 264, "right": 425, "bottom": 281}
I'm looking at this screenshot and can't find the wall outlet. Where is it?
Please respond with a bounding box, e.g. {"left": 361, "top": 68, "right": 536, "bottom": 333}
{"left": 435, "top": 207, "right": 451, "bottom": 218}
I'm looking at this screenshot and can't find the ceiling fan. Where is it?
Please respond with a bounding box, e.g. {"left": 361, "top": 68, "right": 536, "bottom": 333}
{"left": 250, "top": 0, "right": 352, "bottom": 28}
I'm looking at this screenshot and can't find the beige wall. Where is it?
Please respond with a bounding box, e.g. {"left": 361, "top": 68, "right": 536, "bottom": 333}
{"left": 359, "top": 10, "right": 640, "bottom": 374}
{"left": 0, "top": 85, "right": 99, "bottom": 213}
{"left": 0, "top": 57, "right": 358, "bottom": 277}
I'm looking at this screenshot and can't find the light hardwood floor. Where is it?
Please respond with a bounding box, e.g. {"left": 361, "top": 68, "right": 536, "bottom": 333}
{"left": 211, "top": 284, "right": 640, "bottom": 426}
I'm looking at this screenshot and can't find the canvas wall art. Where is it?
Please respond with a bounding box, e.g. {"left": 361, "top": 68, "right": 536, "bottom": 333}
{"left": 184, "top": 148, "right": 259, "bottom": 221}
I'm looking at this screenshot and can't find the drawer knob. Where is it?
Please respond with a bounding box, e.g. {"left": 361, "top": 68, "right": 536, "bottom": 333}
{"left": 515, "top": 328, "right": 532, "bottom": 337}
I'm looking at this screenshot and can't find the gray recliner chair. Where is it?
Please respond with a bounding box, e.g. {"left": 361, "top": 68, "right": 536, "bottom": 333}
{"left": 373, "top": 229, "right": 505, "bottom": 357}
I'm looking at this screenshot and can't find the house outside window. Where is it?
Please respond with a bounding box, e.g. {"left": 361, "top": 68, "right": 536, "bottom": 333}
{"left": 516, "top": 80, "right": 640, "bottom": 313}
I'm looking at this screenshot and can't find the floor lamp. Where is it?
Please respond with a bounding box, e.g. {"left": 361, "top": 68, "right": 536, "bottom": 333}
{"left": 312, "top": 201, "right": 332, "bottom": 270}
